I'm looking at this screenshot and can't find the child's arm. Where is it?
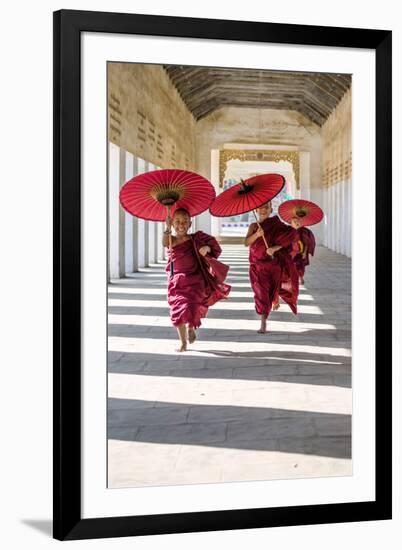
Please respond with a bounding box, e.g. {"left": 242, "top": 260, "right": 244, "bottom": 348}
{"left": 266, "top": 244, "right": 282, "bottom": 256}
{"left": 199, "top": 245, "right": 211, "bottom": 256}
{"left": 195, "top": 232, "right": 221, "bottom": 258}
{"left": 244, "top": 223, "right": 263, "bottom": 247}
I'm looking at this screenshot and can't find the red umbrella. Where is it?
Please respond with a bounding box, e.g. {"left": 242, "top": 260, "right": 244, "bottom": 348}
{"left": 120, "top": 169, "right": 215, "bottom": 221}
{"left": 120, "top": 169, "right": 215, "bottom": 276}
{"left": 278, "top": 199, "right": 324, "bottom": 226}
{"left": 210, "top": 173, "right": 285, "bottom": 217}
{"left": 210, "top": 173, "right": 285, "bottom": 250}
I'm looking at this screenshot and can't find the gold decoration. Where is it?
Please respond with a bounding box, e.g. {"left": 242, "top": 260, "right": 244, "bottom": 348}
{"left": 219, "top": 149, "right": 300, "bottom": 189}
{"left": 149, "top": 183, "right": 186, "bottom": 205}
{"left": 295, "top": 207, "right": 307, "bottom": 217}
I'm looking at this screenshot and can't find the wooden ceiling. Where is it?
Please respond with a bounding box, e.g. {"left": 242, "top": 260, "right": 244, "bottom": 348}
{"left": 163, "top": 66, "right": 351, "bottom": 126}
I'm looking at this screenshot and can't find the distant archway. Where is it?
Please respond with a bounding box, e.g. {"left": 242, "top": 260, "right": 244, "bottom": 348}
{"left": 218, "top": 157, "right": 297, "bottom": 238}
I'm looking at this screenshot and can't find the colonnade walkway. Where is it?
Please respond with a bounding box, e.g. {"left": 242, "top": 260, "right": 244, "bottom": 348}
{"left": 108, "top": 245, "right": 351, "bottom": 488}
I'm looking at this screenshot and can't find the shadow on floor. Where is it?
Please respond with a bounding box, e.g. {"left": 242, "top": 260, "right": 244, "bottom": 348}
{"left": 108, "top": 398, "right": 351, "bottom": 459}
{"left": 109, "top": 350, "right": 351, "bottom": 388}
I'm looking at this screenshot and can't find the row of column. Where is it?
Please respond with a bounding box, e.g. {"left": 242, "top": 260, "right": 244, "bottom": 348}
{"left": 109, "top": 142, "right": 352, "bottom": 276}
{"left": 322, "top": 178, "right": 352, "bottom": 258}
{"left": 108, "top": 143, "right": 166, "bottom": 280}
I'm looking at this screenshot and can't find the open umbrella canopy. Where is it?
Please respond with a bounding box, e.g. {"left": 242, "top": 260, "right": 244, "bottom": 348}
{"left": 210, "top": 173, "right": 285, "bottom": 217}
{"left": 278, "top": 199, "right": 324, "bottom": 226}
{"left": 120, "top": 169, "right": 215, "bottom": 221}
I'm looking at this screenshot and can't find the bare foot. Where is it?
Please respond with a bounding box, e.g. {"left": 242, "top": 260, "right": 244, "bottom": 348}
{"left": 187, "top": 327, "right": 196, "bottom": 344}
{"left": 257, "top": 319, "right": 267, "bottom": 333}
{"left": 272, "top": 302, "right": 280, "bottom": 311}
{"left": 175, "top": 341, "right": 187, "bottom": 352}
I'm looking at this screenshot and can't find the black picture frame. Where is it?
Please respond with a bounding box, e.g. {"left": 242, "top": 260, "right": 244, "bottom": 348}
{"left": 53, "top": 9, "right": 392, "bottom": 541}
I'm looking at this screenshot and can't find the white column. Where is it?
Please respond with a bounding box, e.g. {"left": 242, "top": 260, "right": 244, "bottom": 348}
{"left": 138, "top": 219, "right": 146, "bottom": 268}
{"left": 125, "top": 153, "right": 134, "bottom": 274}
{"left": 148, "top": 222, "right": 156, "bottom": 264}
{"left": 118, "top": 149, "right": 126, "bottom": 277}
{"left": 143, "top": 221, "right": 149, "bottom": 266}
{"left": 310, "top": 186, "right": 324, "bottom": 246}
{"left": 340, "top": 180, "right": 346, "bottom": 255}
{"left": 210, "top": 149, "right": 220, "bottom": 238}
{"left": 346, "top": 178, "right": 352, "bottom": 257}
{"left": 157, "top": 222, "right": 164, "bottom": 261}
{"left": 335, "top": 182, "right": 340, "bottom": 253}
{"left": 322, "top": 186, "right": 328, "bottom": 248}
{"left": 137, "top": 158, "right": 149, "bottom": 267}
{"left": 131, "top": 156, "right": 139, "bottom": 271}
{"left": 108, "top": 143, "right": 125, "bottom": 279}
{"left": 147, "top": 162, "right": 156, "bottom": 264}
{"left": 331, "top": 184, "right": 336, "bottom": 252}
{"left": 324, "top": 179, "right": 352, "bottom": 256}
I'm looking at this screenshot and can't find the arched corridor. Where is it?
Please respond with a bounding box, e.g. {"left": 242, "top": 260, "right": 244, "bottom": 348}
{"left": 107, "top": 61, "right": 353, "bottom": 488}
{"left": 108, "top": 244, "right": 351, "bottom": 488}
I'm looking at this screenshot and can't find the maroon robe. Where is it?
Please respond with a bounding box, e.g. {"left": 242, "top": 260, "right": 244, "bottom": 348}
{"left": 293, "top": 227, "right": 316, "bottom": 279}
{"left": 249, "top": 215, "right": 299, "bottom": 316}
{"left": 166, "top": 231, "right": 231, "bottom": 328}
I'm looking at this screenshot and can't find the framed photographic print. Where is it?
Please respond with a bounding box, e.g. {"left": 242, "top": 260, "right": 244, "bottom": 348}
{"left": 53, "top": 9, "right": 392, "bottom": 541}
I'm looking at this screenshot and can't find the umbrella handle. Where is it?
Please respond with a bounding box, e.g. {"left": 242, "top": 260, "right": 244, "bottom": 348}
{"left": 166, "top": 206, "right": 174, "bottom": 277}
{"left": 253, "top": 210, "right": 269, "bottom": 250}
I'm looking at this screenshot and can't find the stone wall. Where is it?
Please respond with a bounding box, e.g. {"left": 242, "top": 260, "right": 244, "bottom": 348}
{"left": 108, "top": 63, "right": 196, "bottom": 170}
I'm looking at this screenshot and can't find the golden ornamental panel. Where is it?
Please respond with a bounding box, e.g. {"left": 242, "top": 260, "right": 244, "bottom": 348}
{"left": 219, "top": 149, "right": 300, "bottom": 189}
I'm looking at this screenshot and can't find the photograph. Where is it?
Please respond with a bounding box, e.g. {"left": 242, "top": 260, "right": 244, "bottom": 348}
{"left": 2, "top": 0, "right": 400, "bottom": 547}
{"left": 53, "top": 8, "right": 392, "bottom": 540}
{"left": 107, "top": 62, "right": 352, "bottom": 489}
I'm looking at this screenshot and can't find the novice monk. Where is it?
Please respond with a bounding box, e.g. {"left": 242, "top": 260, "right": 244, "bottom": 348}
{"left": 163, "top": 208, "right": 230, "bottom": 352}
{"left": 290, "top": 217, "right": 316, "bottom": 284}
{"left": 245, "top": 201, "right": 299, "bottom": 333}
